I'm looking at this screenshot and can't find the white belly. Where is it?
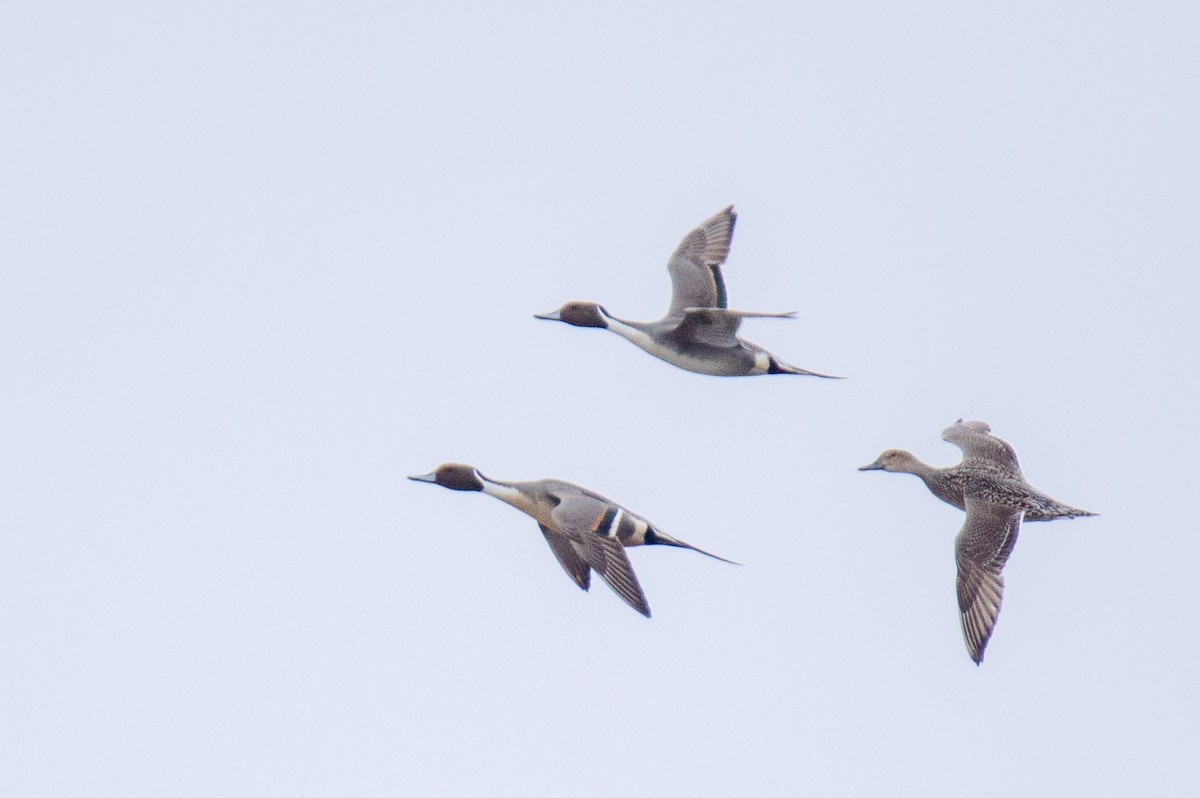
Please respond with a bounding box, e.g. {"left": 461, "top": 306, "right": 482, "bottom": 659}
{"left": 605, "top": 319, "right": 742, "bottom": 376}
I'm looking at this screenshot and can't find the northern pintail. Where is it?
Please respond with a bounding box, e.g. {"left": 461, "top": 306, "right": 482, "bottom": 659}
{"left": 858, "top": 419, "right": 1097, "bottom": 522}
{"left": 859, "top": 420, "right": 1097, "bottom": 664}
{"left": 408, "top": 463, "right": 736, "bottom": 617}
{"left": 535, "top": 206, "right": 841, "bottom": 378}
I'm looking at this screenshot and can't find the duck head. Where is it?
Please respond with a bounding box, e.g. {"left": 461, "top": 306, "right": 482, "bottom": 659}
{"left": 408, "top": 463, "right": 485, "bottom": 491}
{"left": 858, "top": 449, "right": 922, "bottom": 474}
{"left": 534, "top": 301, "right": 609, "bottom": 328}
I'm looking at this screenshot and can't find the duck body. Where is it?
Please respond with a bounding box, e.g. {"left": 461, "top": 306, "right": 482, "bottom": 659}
{"left": 535, "top": 206, "right": 841, "bottom": 379}
{"left": 908, "top": 460, "right": 1095, "bottom": 522}
{"left": 408, "top": 463, "right": 735, "bottom": 618}
{"left": 860, "top": 420, "right": 1097, "bottom": 522}
{"left": 587, "top": 309, "right": 832, "bottom": 377}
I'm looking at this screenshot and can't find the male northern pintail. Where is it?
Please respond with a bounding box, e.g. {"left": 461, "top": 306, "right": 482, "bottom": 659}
{"left": 408, "top": 463, "right": 736, "bottom": 617}
{"left": 859, "top": 420, "right": 1097, "bottom": 664}
{"left": 535, "top": 206, "right": 841, "bottom": 378}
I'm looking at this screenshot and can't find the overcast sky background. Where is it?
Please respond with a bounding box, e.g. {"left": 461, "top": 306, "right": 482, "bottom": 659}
{"left": 3, "top": 2, "right": 1198, "bottom": 795}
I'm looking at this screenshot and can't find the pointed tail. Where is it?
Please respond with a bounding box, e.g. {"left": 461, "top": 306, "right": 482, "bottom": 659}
{"left": 770, "top": 358, "right": 845, "bottom": 379}
{"left": 645, "top": 528, "right": 741, "bottom": 565}
{"left": 1054, "top": 506, "right": 1099, "bottom": 519}
{"left": 1027, "top": 492, "right": 1099, "bottom": 521}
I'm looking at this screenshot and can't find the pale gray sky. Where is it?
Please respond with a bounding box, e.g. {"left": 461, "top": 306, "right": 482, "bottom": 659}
{"left": 3, "top": 2, "right": 1198, "bottom": 796}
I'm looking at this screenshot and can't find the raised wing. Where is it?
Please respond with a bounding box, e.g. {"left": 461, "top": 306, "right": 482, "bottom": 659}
{"left": 538, "top": 523, "right": 591, "bottom": 591}
{"left": 551, "top": 496, "right": 651, "bottom": 618}
{"left": 955, "top": 499, "right": 1023, "bottom": 664}
{"left": 666, "top": 206, "right": 736, "bottom": 317}
{"left": 942, "top": 419, "right": 1022, "bottom": 475}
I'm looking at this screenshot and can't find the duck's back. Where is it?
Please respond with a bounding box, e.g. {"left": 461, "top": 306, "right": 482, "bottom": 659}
{"left": 953, "top": 461, "right": 1091, "bottom": 521}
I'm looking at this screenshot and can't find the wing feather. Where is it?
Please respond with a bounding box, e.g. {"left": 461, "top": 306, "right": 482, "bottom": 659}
{"left": 551, "top": 495, "right": 652, "bottom": 617}
{"left": 670, "top": 308, "right": 793, "bottom": 348}
{"left": 955, "top": 500, "right": 1023, "bottom": 664}
{"left": 942, "top": 419, "right": 1022, "bottom": 474}
{"left": 538, "top": 523, "right": 591, "bottom": 591}
{"left": 666, "top": 206, "right": 736, "bottom": 316}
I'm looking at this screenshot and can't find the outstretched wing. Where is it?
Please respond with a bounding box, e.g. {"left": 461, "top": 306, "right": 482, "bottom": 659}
{"left": 538, "top": 523, "right": 591, "bottom": 591}
{"left": 955, "top": 499, "right": 1023, "bottom": 664}
{"left": 666, "top": 206, "right": 736, "bottom": 317}
{"left": 672, "top": 307, "right": 795, "bottom": 348}
{"left": 551, "top": 496, "right": 651, "bottom": 618}
{"left": 942, "top": 419, "right": 1022, "bottom": 475}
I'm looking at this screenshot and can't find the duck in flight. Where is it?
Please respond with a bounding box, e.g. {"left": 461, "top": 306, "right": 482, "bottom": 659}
{"left": 408, "top": 463, "right": 737, "bottom": 617}
{"left": 858, "top": 419, "right": 1097, "bottom": 522}
{"left": 859, "top": 420, "right": 1097, "bottom": 664}
{"left": 535, "top": 206, "right": 841, "bottom": 378}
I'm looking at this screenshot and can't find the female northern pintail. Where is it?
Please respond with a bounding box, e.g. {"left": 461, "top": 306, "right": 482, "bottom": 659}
{"left": 408, "top": 463, "right": 736, "bottom": 617}
{"left": 859, "top": 420, "right": 1097, "bottom": 664}
{"left": 535, "top": 206, "right": 841, "bottom": 378}
{"left": 858, "top": 419, "right": 1097, "bottom": 521}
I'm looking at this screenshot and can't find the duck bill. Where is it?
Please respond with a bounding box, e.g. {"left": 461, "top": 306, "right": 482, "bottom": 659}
{"left": 407, "top": 471, "right": 437, "bottom": 483}
{"left": 857, "top": 459, "right": 885, "bottom": 471}
{"left": 533, "top": 310, "right": 561, "bottom": 320}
